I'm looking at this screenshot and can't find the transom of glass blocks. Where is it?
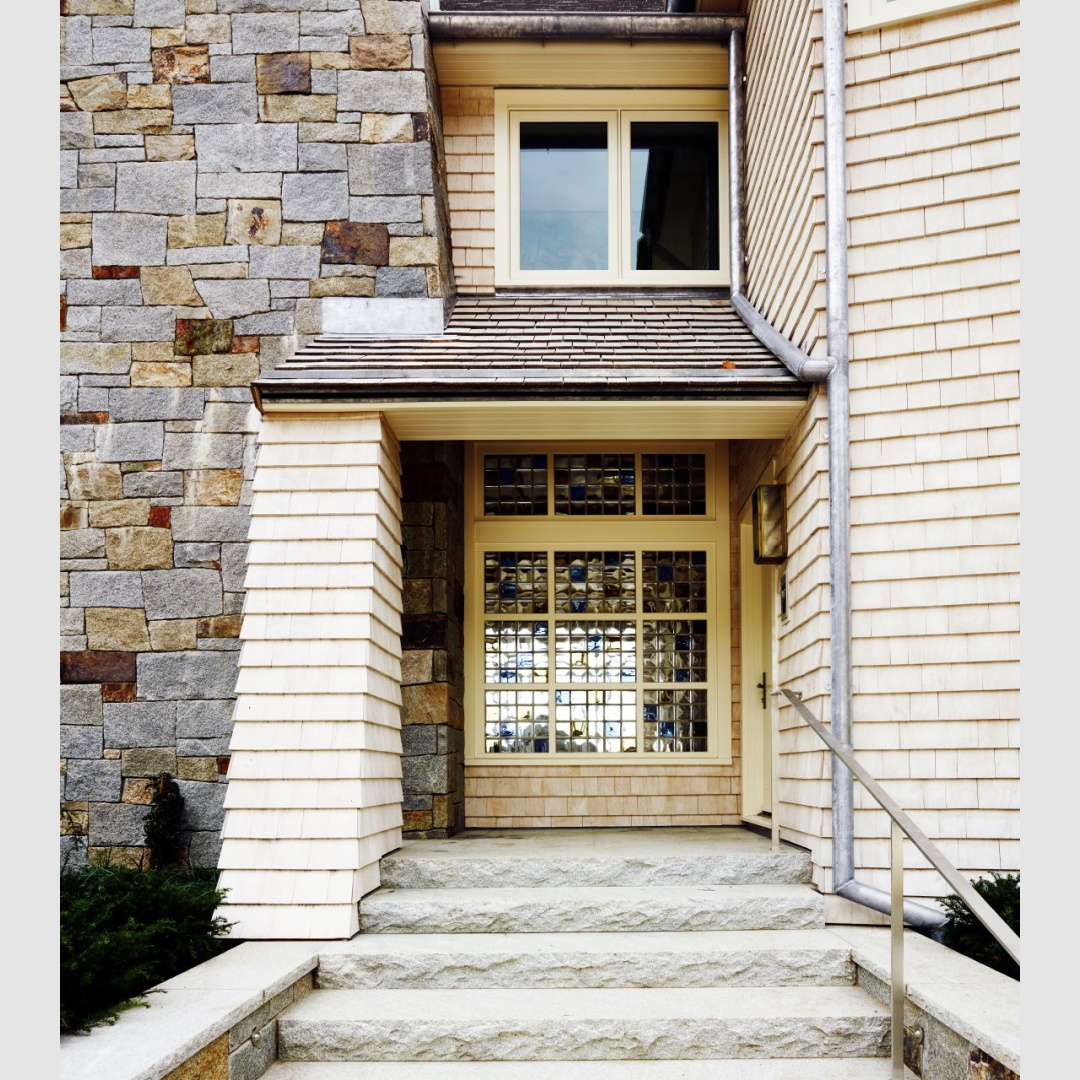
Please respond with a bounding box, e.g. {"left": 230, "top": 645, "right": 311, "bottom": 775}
{"left": 482, "top": 548, "right": 709, "bottom": 755}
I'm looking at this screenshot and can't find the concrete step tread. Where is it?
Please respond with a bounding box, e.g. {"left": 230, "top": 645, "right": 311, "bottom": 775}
{"left": 281, "top": 985, "right": 887, "bottom": 1022}
{"left": 364, "top": 884, "right": 820, "bottom": 905}
{"left": 321, "top": 928, "right": 849, "bottom": 958}
{"left": 266, "top": 1061, "right": 914, "bottom": 1079}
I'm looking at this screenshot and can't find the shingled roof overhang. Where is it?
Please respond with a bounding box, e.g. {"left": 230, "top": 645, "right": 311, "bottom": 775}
{"left": 253, "top": 295, "right": 811, "bottom": 411}
{"left": 427, "top": 9, "right": 745, "bottom": 42}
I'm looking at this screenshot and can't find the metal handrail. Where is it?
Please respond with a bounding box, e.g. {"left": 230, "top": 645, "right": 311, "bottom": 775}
{"left": 774, "top": 687, "right": 1020, "bottom": 1078}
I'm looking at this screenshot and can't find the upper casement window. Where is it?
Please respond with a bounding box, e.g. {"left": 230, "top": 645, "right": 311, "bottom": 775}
{"left": 495, "top": 90, "right": 729, "bottom": 289}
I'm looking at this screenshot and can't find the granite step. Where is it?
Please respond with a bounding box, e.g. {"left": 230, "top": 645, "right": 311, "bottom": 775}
{"left": 316, "top": 929, "right": 854, "bottom": 989}
{"left": 379, "top": 837, "right": 811, "bottom": 890}
{"left": 359, "top": 884, "right": 825, "bottom": 934}
{"left": 276, "top": 985, "right": 890, "bottom": 1062}
{"left": 267, "top": 1060, "right": 914, "bottom": 1079}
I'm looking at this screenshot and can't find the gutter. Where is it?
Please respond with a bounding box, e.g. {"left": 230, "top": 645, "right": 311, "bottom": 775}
{"left": 730, "top": 5, "right": 945, "bottom": 928}
{"left": 428, "top": 12, "right": 746, "bottom": 41}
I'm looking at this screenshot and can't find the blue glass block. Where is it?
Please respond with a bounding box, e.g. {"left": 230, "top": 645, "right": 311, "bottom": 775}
{"left": 605, "top": 552, "right": 620, "bottom": 566}
{"left": 519, "top": 655, "right": 533, "bottom": 668}
{"left": 571, "top": 484, "right": 586, "bottom": 499}
{"left": 692, "top": 551, "right": 707, "bottom": 565}
{"left": 500, "top": 723, "right": 514, "bottom": 737}
{"left": 675, "top": 670, "right": 690, "bottom": 682}
{"left": 587, "top": 635, "right": 601, "bottom": 651}
{"left": 535, "top": 739, "right": 548, "bottom": 752}
{"left": 535, "top": 623, "right": 548, "bottom": 637}
{"left": 571, "top": 599, "right": 586, "bottom": 613}
{"left": 659, "top": 721, "right": 675, "bottom": 737}
{"left": 622, "top": 471, "right": 635, "bottom": 485}
{"left": 644, "top": 705, "right": 658, "bottom": 721}
{"left": 500, "top": 468, "right": 515, "bottom": 483}
{"left": 500, "top": 553, "right": 516, "bottom": 566}
{"left": 500, "top": 670, "right": 516, "bottom": 682}
{"left": 500, "top": 582, "right": 517, "bottom": 598}
{"left": 659, "top": 564, "right": 674, "bottom": 581}
{"left": 676, "top": 636, "right": 691, "bottom": 650}
{"left": 570, "top": 565, "right": 587, "bottom": 581}
{"left": 532, "top": 454, "right": 546, "bottom": 468}
{"left": 621, "top": 669, "right": 635, "bottom": 682}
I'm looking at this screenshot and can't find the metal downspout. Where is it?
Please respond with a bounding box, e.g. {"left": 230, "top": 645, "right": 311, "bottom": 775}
{"left": 733, "top": 5, "right": 945, "bottom": 929}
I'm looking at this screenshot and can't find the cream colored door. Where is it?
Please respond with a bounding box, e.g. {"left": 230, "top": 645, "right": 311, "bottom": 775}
{"left": 740, "top": 509, "right": 776, "bottom": 821}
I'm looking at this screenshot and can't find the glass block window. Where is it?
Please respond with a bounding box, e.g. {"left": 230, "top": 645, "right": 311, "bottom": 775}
{"left": 485, "top": 690, "right": 550, "bottom": 753}
{"left": 554, "top": 621, "right": 637, "bottom": 683}
{"left": 484, "top": 621, "right": 549, "bottom": 684}
{"left": 644, "top": 689, "right": 708, "bottom": 752}
{"left": 556, "top": 689, "right": 637, "bottom": 753}
{"left": 553, "top": 454, "right": 635, "bottom": 516}
{"left": 484, "top": 551, "right": 548, "bottom": 614}
{"left": 554, "top": 550, "right": 635, "bottom": 614}
{"left": 641, "top": 453, "right": 707, "bottom": 515}
{"left": 484, "top": 454, "right": 548, "bottom": 516}
{"left": 643, "top": 620, "right": 708, "bottom": 683}
{"left": 642, "top": 550, "right": 708, "bottom": 613}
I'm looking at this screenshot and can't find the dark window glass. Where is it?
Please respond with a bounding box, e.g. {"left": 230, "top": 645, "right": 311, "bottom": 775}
{"left": 630, "top": 122, "right": 719, "bottom": 272}
{"left": 520, "top": 122, "right": 608, "bottom": 271}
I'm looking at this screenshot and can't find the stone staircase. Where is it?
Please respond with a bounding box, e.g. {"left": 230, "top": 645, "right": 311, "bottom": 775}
{"left": 264, "top": 829, "right": 898, "bottom": 1077}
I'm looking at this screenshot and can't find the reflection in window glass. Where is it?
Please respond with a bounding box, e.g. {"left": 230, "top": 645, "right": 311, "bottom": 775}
{"left": 631, "top": 122, "right": 719, "bottom": 272}
{"left": 644, "top": 689, "right": 708, "bottom": 752}
{"left": 554, "top": 551, "right": 635, "bottom": 614}
{"left": 641, "top": 453, "right": 707, "bottom": 515}
{"left": 520, "top": 122, "right": 608, "bottom": 271}
{"left": 485, "top": 690, "right": 549, "bottom": 753}
{"left": 484, "top": 551, "right": 548, "bottom": 614}
{"left": 642, "top": 550, "right": 708, "bottom": 613}
{"left": 556, "top": 689, "right": 637, "bottom": 753}
{"left": 484, "top": 621, "right": 549, "bottom": 684}
{"left": 554, "top": 454, "right": 635, "bottom": 516}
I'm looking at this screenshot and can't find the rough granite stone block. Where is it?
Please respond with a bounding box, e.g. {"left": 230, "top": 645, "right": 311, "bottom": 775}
{"left": 348, "top": 142, "right": 432, "bottom": 196}
{"left": 62, "top": 15, "right": 94, "bottom": 67}
{"left": 61, "top": 836, "right": 89, "bottom": 872}
{"left": 96, "top": 422, "right": 165, "bottom": 463}
{"left": 376, "top": 266, "right": 427, "bottom": 297}
{"left": 61, "top": 530, "right": 107, "bottom": 560}
{"left": 61, "top": 376, "right": 80, "bottom": 413}
{"left": 281, "top": 172, "right": 350, "bottom": 222}
{"left": 61, "top": 150, "right": 79, "bottom": 188}
{"left": 67, "top": 279, "right": 142, "bottom": 306}
{"left": 88, "top": 801, "right": 150, "bottom": 845}
{"left": 178, "top": 736, "right": 232, "bottom": 755}
{"left": 177, "top": 699, "right": 233, "bottom": 737}
{"left": 257, "top": 52, "right": 311, "bottom": 94}
{"left": 92, "top": 213, "right": 168, "bottom": 266}
{"left": 134, "top": 0, "right": 185, "bottom": 28}
{"left": 124, "top": 470, "right": 184, "bottom": 498}
{"left": 361, "top": 0, "right": 424, "bottom": 35}
{"left": 174, "top": 83, "right": 259, "bottom": 125}
{"left": 69, "top": 571, "right": 145, "bottom": 609}
{"left": 339, "top": 69, "right": 426, "bottom": 114}
{"left": 174, "top": 543, "right": 221, "bottom": 569}
{"left": 66, "top": 759, "right": 122, "bottom": 802}
{"left": 186, "top": 830, "right": 222, "bottom": 869}
{"left": 233, "top": 310, "right": 293, "bottom": 334}
{"left": 104, "top": 701, "right": 177, "bottom": 748}
{"left": 194, "top": 278, "right": 272, "bottom": 319}
{"left": 248, "top": 244, "right": 322, "bottom": 279}
{"left": 115, "top": 161, "right": 197, "bottom": 215}
{"left": 401, "top": 725, "right": 438, "bottom": 756}
{"left": 231, "top": 13, "right": 300, "bottom": 54}
{"left": 138, "top": 650, "right": 239, "bottom": 701}
{"left": 220, "top": 543, "right": 248, "bottom": 591}
{"left": 61, "top": 725, "right": 104, "bottom": 760}
{"left": 195, "top": 122, "right": 298, "bottom": 173}
{"left": 101, "top": 306, "right": 175, "bottom": 342}
{"left": 108, "top": 387, "right": 206, "bottom": 422}
{"left": 163, "top": 432, "right": 245, "bottom": 470}
{"left": 229, "top": 1019, "right": 277, "bottom": 1080}
{"left": 299, "top": 142, "right": 347, "bottom": 172}
{"left": 92, "top": 27, "right": 152, "bottom": 64}
{"left": 210, "top": 54, "right": 256, "bottom": 83}
{"left": 61, "top": 683, "right": 104, "bottom": 726}
{"left": 350, "top": 195, "right": 422, "bottom": 223}
{"left": 60, "top": 426, "right": 98, "bottom": 453}
{"left": 176, "top": 779, "right": 228, "bottom": 830}
{"left": 61, "top": 112, "right": 95, "bottom": 151}
{"left": 142, "top": 569, "right": 224, "bottom": 620}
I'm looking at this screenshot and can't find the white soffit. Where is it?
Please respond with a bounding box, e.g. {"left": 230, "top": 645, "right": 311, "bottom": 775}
{"left": 259, "top": 399, "right": 807, "bottom": 441}
{"left": 433, "top": 40, "right": 727, "bottom": 89}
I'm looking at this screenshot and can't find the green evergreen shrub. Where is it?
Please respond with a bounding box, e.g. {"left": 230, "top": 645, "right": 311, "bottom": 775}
{"left": 144, "top": 772, "right": 184, "bottom": 869}
{"left": 939, "top": 871, "right": 1019, "bottom": 979}
{"left": 60, "top": 866, "right": 233, "bottom": 1032}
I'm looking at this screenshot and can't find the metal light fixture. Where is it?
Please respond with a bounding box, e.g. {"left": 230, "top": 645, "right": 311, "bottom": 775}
{"left": 752, "top": 484, "right": 787, "bottom": 564}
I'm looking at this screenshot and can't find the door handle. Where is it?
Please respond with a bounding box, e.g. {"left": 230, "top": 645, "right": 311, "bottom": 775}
{"left": 755, "top": 672, "right": 767, "bottom": 710}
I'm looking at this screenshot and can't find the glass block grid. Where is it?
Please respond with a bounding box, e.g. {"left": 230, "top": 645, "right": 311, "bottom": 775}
{"left": 642, "top": 550, "right": 708, "bottom": 612}
{"left": 641, "top": 453, "right": 707, "bottom": 515}
{"left": 485, "top": 690, "right": 550, "bottom": 753}
{"left": 554, "top": 550, "right": 635, "bottom": 613}
{"left": 553, "top": 454, "right": 635, "bottom": 516}
{"left": 484, "top": 454, "right": 548, "bottom": 516}
{"left": 555, "top": 689, "right": 637, "bottom": 753}
{"left": 554, "top": 621, "right": 636, "bottom": 683}
{"left": 644, "top": 689, "right": 708, "bottom": 752}
{"left": 484, "top": 551, "right": 549, "bottom": 614}
{"left": 643, "top": 620, "right": 708, "bottom": 683}
{"left": 484, "top": 621, "right": 549, "bottom": 683}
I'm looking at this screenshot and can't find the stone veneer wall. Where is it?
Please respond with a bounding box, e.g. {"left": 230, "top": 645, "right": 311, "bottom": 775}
{"left": 60, "top": 0, "right": 454, "bottom": 868}
{"left": 399, "top": 442, "right": 466, "bottom": 838}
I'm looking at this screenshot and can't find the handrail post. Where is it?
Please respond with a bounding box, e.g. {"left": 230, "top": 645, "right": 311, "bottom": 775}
{"left": 770, "top": 696, "right": 780, "bottom": 852}
{"left": 891, "top": 820, "right": 905, "bottom": 1078}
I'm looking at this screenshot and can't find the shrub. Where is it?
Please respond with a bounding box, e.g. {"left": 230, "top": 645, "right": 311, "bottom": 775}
{"left": 939, "top": 871, "right": 1019, "bottom": 980}
{"left": 60, "top": 865, "right": 233, "bottom": 1032}
{"left": 144, "top": 772, "right": 184, "bottom": 869}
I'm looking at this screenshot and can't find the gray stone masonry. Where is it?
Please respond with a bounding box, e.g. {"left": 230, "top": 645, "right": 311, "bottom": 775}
{"left": 60, "top": 0, "right": 454, "bottom": 868}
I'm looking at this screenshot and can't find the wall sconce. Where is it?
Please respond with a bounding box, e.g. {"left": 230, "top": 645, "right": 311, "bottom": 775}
{"left": 752, "top": 484, "right": 787, "bottom": 564}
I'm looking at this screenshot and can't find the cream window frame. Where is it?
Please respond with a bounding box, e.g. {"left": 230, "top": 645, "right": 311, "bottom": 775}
{"left": 464, "top": 441, "right": 732, "bottom": 767}
{"left": 847, "top": 0, "right": 989, "bottom": 32}
{"left": 495, "top": 89, "right": 730, "bottom": 289}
